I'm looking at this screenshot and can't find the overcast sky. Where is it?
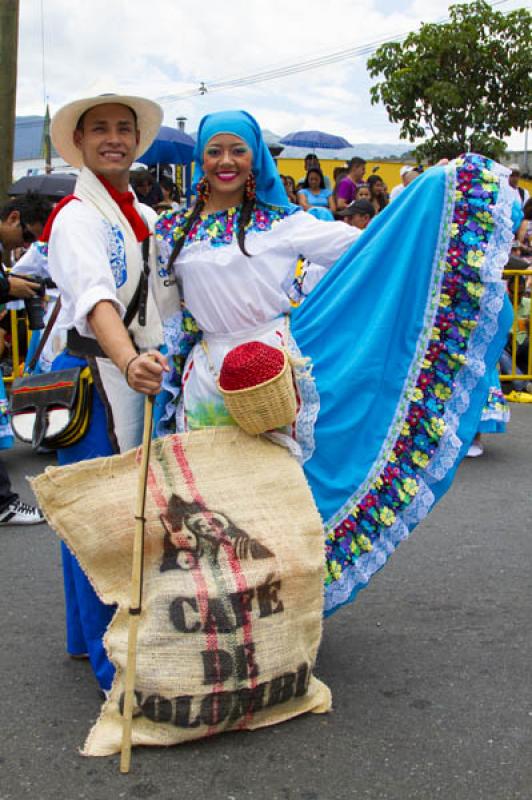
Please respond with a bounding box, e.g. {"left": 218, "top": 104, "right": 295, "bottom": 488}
{"left": 16, "top": 0, "right": 529, "bottom": 150}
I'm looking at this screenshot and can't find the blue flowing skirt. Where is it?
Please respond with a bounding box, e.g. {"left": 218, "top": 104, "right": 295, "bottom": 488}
{"left": 291, "top": 154, "right": 514, "bottom": 615}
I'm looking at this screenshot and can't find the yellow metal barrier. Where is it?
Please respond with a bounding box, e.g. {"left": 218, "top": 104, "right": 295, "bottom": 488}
{"left": 500, "top": 268, "right": 532, "bottom": 383}
{"left": 2, "top": 307, "right": 31, "bottom": 384}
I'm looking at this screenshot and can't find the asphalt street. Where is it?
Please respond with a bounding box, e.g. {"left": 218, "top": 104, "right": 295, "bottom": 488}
{"left": 0, "top": 408, "right": 531, "bottom": 800}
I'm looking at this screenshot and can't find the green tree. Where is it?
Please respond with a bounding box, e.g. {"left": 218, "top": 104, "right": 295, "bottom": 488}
{"left": 367, "top": 1, "right": 532, "bottom": 162}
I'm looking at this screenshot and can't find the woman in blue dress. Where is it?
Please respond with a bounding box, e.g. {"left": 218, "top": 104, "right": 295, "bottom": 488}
{"left": 155, "top": 109, "right": 514, "bottom": 616}
{"left": 297, "top": 168, "right": 336, "bottom": 214}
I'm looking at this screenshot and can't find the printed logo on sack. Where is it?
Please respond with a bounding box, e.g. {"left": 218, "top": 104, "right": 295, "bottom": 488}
{"left": 160, "top": 493, "right": 274, "bottom": 572}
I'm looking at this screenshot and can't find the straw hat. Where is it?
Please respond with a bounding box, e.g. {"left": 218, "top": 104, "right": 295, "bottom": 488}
{"left": 51, "top": 92, "right": 163, "bottom": 168}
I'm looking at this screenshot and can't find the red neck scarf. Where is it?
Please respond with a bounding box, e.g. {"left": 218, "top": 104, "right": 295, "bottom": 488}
{"left": 96, "top": 175, "right": 150, "bottom": 242}
{"left": 39, "top": 174, "right": 150, "bottom": 243}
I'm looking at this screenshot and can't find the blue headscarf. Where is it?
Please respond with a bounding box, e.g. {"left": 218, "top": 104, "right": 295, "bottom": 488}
{"left": 193, "top": 110, "right": 293, "bottom": 210}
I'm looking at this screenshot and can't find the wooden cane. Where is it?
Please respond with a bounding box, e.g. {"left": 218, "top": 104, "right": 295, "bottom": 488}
{"left": 120, "top": 393, "right": 154, "bottom": 774}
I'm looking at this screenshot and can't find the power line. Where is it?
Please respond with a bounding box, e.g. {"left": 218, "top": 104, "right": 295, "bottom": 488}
{"left": 156, "top": 33, "right": 410, "bottom": 102}
{"left": 156, "top": 0, "right": 513, "bottom": 103}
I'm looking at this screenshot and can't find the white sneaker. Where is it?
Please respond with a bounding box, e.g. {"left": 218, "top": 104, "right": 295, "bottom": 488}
{"left": 0, "top": 499, "right": 45, "bottom": 526}
{"left": 466, "top": 442, "right": 484, "bottom": 458}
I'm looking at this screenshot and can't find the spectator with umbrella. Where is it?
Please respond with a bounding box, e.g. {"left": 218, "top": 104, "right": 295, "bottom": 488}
{"left": 297, "top": 168, "right": 335, "bottom": 214}
{"left": 297, "top": 153, "right": 331, "bottom": 190}
{"left": 281, "top": 131, "right": 353, "bottom": 192}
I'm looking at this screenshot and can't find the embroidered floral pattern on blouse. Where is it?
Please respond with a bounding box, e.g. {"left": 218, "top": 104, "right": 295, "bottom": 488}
{"left": 160, "top": 307, "right": 202, "bottom": 433}
{"left": 155, "top": 203, "right": 293, "bottom": 251}
{"left": 106, "top": 224, "right": 127, "bottom": 288}
{"left": 30, "top": 228, "right": 127, "bottom": 289}
{"left": 288, "top": 257, "right": 310, "bottom": 307}
{"left": 324, "top": 154, "right": 503, "bottom": 589}
{"left": 34, "top": 240, "right": 49, "bottom": 258}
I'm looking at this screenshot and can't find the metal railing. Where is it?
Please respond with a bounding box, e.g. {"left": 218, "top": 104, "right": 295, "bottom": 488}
{"left": 2, "top": 307, "right": 31, "bottom": 384}
{"left": 500, "top": 267, "right": 532, "bottom": 383}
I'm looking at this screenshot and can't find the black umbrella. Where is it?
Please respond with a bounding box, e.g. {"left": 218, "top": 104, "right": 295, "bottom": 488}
{"left": 9, "top": 173, "right": 77, "bottom": 199}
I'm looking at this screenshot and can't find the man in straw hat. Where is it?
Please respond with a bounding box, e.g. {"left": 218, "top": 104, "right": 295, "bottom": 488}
{"left": 45, "top": 91, "right": 175, "bottom": 691}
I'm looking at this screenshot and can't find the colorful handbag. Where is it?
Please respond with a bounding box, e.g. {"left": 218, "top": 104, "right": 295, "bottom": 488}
{"left": 10, "top": 366, "right": 93, "bottom": 450}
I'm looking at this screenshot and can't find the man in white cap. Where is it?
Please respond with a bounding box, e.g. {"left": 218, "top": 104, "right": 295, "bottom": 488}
{"left": 389, "top": 165, "right": 418, "bottom": 201}
{"left": 45, "top": 92, "right": 175, "bottom": 692}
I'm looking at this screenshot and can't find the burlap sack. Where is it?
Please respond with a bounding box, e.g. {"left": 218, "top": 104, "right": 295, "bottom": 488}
{"left": 32, "top": 428, "right": 331, "bottom": 756}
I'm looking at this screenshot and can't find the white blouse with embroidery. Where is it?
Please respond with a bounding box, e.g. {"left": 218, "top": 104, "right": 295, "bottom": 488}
{"left": 47, "top": 200, "right": 159, "bottom": 342}
{"left": 155, "top": 204, "right": 362, "bottom": 334}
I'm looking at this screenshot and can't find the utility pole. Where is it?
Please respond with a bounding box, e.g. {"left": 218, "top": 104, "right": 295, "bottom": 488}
{"left": 0, "top": 0, "right": 20, "bottom": 205}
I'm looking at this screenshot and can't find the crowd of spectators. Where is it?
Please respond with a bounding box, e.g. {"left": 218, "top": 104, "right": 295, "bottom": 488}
{"left": 279, "top": 155, "right": 427, "bottom": 231}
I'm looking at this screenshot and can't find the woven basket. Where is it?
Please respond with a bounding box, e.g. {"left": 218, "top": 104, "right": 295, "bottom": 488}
{"left": 218, "top": 343, "right": 297, "bottom": 436}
